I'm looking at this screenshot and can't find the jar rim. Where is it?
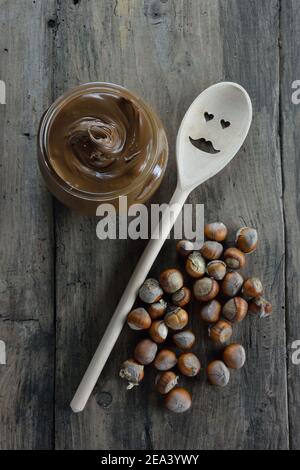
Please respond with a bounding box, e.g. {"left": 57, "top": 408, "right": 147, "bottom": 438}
{"left": 38, "top": 82, "right": 168, "bottom": 202}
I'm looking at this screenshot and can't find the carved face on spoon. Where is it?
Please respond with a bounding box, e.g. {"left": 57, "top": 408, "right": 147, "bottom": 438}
{"left": 189, "top": 112, "right": 231, "bottom": 154}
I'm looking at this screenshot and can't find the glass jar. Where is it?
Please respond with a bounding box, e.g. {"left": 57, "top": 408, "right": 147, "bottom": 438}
{"left": 38, "top": 83, "right": 168, "bottom": 215}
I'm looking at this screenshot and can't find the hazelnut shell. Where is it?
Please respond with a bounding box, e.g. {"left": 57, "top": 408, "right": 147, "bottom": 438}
{"left": 172, "top": 287, "right": 191, "bottom": 307}
{"left": 248, "top": 296, "right": 272, "bottom": 318}
{"left": 149, "top": 320, "right": 168, "bottom": 344}
{"left": 139, "top": 278, "right": 163, "bottom": 304}
{"left": 177, "top": 353, "right": 201, "bottom": 377}
{"left": 200, "top": 241, "right": 223, "bottom": 260}
{"left": 207, "top": 360, "right": 230, "bottom": 387}
{"left": 235, "top": 227, "right": 258, "bottom": 253}
{"left": 223, "top": 344, "right": 246, "bottom": 369}
{"left": 224, "top": 247, "right": 246, "bottom": 270}
{"left": 159, "top": 269, "right": 184, "bottom": 294}
{"left": 193, "top": 277, "right": 219, "bottom": 301}
{"left": 127, "top": 307, "right": 152, "bottom": 330}
{"left": 222, "top": 297, "right": 248, "bottom": 323}
{"left": 206, "top": 260, "right": 227, "bottom": 281}
{"left": 134, "top": 339, "right": 158, "bottom": 365}
{"left": 173, "top": 330, "right": 196, "bottom": 350}
{"left": 154, "top": 349, "right": 177, "bottom": 371}
{"left": 148, "top": 299, "right": 167, "bottom": 320}
{"left": 165, "top": 387, "right": 192, "bottom": 413}
{"left": 185, "top": 252, "right": 206, "bottom": 278}
{"left": 119, "top": 359, "right": 144, "bottom": 389}
{"left": 222, "top": 272, "right": 244, "bottom": 297}
{"left": 209, "top": 320, "right": 233, "bottom": 345}
{"left": 204, "top": 222, "right": 228, "bottom": 242}
{"left": 176, "top": 240, "right": 194, "bottom": 257}
{"left": 200, "top": 299, "right": 222, "bottom": 323}
{"left": 164, "top": 307, "right": 189, "bottom": 331}
{"left": 155, "top": 371, "right": 179, "bottom": 395}
{"left": 242, "top": 277, "right": 263, "bottom": 299}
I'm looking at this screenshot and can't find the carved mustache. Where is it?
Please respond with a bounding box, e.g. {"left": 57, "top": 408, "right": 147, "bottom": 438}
{"left": 189, "top": 136, "right": 220, "bottom": 154}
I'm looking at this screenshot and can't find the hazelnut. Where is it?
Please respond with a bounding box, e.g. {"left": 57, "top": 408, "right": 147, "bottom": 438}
{"left": 159, "top": 269, "right": 184, "bottom": 294}
{"left": 223, "top": 247, "right": 246, "bottom": 270}
{"left": 164, "top": 306, "right": 189, "bottom": 330}
{"left": 127, "top": 307, "right": 152, "bottom": 330}
{"left": 172, "top": 287, "right": 191, "bottom": 307}
{"left": 200, "top": 241, "right": 223, "bottom": 260}
{"left": 204, "top": 222, "right": 228, "bottom": 242}
{"left": 235, "top": 227, "right": 258, "bottom": 253}
{"left": 209, "top": 320, "right": 233, "bottom": 345}
{"left": 242, "top": 277, "right": 263, "bottom": 299}
{"left": 154, "top": 349, "right": 177, "bottom": 371}
{"left": 222, "top": 272, "right": 244, "bottom": 297}
{"left": 134, "top": 339, "right": 158, "bottom": 365}
{"left": 155, "top": 371, "right": 179, "bottom": 395}
{"left": 139, "top": 278, "right": 163, "bottom": 304}
{"left": 149, "top": 320, "right": 168, "bottom": 344}
{"left": 165, "top": 387, "right": 192, "bottom": 413}
{"left": 207, "top": 360, "right": 230, "bottom": 387}
{"left": 119, "top": 359, "right": 144, "bottom": 389}
{"left": 176, "top": 240, "right": 194, "bottom": 257}
{"left": 200, "top": 299, "right": 222, "bottom": 323}
{"left": 223, "top": 343, "right": 246, "bottom": 369}
{"left": 148, "top": 299, "right": 167, "bottom": 320}
{"left": 207, "top": 260, "right": 227, "bottom": 281}
{"left": 248, "top": 296, "right": 272, "bottom": 318}
{"left": 222, "top": 297, "right": 248, "bottom": 323}
{"left": 177, "top": 353, "right": 201, "bottom": 377}
{"left": 193, "top": 277, "right": 219, "bottom": 301}
{"left": 173, "top": 330, "right": 195, "bottom": 350}
{"left": 185, "top": 251, "right": 206, "bottom": 278}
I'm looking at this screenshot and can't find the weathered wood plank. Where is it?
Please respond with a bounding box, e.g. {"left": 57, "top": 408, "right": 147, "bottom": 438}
{"left": 281, "top": 0, "right": 300, "bottom": 451}
{"left": 0, "top": 0, "right": 55, "bottom": 450}
{"left": 54, "top": 0, "right": 287, "bottom": 449}
{"left": 195, "top": 0, "right": 288, "bottom": 450}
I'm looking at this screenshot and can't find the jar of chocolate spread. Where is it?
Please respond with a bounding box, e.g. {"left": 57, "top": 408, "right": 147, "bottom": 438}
{"left": 38, "top": 83, "right": 168, "bottom": 215}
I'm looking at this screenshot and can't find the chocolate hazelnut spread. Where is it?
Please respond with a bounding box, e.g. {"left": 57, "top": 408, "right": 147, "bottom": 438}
{"left": 38, "top": 83, "right": 168, "bottom": 214}
{"left": 48, "top": 90, "right": 153, "bottom": 193}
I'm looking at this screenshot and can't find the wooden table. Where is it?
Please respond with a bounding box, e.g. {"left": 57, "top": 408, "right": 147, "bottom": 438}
{"left": 0, "top": 0, "right": 299, "bottom": 450}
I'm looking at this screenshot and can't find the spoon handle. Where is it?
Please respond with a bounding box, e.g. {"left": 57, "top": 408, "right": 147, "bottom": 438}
{"left": 70, "top": 186, "right": 189, "bottom": 413}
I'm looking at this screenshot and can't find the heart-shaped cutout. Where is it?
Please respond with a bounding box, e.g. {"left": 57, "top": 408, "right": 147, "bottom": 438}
{"left": 204, "top": 112, "right": 214, "bottom": 122}
{"left": 221, "top": 119, "right": 230, "bottom": 129}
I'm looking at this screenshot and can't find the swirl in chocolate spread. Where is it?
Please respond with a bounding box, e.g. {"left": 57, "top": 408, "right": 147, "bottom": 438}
{"left": 47, "top": 90, "right": 153, "bottom": 194}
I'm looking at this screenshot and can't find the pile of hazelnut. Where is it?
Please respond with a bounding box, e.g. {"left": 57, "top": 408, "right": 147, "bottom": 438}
{"left": 119, "top": 222, "right": 272, "bottom": 413}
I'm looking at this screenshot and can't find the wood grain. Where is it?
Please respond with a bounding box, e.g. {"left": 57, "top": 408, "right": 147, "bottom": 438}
{"left": 0, "top": 0, "right": 56, "bottom": 449}
{"left": 53, "top": 0, "right": 288, "bottom": 450}
{"left": 281, "top": 0, "right": 300, "bottom": 450}
{"left": 0, "top": 0, "right": 295, "bottom": 450}
{"left": 201, "top": 0, "right": 288, "bottom": 449}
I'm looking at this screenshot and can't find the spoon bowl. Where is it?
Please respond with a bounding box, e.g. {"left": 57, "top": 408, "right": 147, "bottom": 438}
{"left": 176, "top": 82, "right": 252, "bottom": 191}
